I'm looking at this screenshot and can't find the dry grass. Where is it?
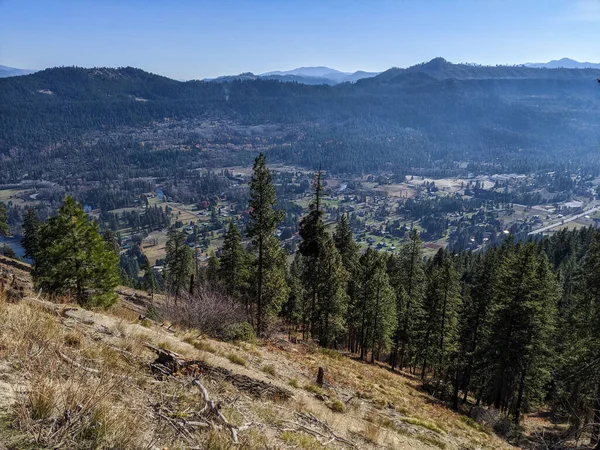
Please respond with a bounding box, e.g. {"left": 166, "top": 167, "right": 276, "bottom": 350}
{"left": 0, "top": 282, "right": 514, "bottom": 450}
{"left": 303, "top": 383, "right": 324, "bottom": 396}
{"left": 0, "top": 299, "right": 149, "bottom": 449}
{"left": 226, "top": 352, "right": 247, "bottom": 366}
{"left": 281, "top": 430, "right": 322, "bottom": 449}
{"left": 402, "top": 416, "right": 447, "bottom": 435}
{"left": 261, "top": 364, "right": 276, "bottom": 376}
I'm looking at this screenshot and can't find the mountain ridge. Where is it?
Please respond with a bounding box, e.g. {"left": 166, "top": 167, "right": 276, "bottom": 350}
{"left": 0, "top": 65, "right": 37, "bottom": 78}
{"left": 525, "top": 57, "right": 600, "bottom": 69}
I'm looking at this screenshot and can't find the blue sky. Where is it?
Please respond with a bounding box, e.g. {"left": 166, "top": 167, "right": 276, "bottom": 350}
{"left": 1, "top": 0, "right": 599, "bottom": 80}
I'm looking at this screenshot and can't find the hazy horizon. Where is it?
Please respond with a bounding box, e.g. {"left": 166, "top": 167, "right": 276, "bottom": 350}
{"left": 1, "top": 0, "right": 599, "bottom": 80}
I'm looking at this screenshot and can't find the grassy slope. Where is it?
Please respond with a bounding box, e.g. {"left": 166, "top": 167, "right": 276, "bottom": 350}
{"left": 0, "top": 264, "right": 511, "bottom": 450}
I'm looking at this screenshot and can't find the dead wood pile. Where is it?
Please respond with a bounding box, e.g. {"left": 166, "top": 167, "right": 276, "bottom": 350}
{"left": 148, "top": 345, "right": 293, "bottom": 401}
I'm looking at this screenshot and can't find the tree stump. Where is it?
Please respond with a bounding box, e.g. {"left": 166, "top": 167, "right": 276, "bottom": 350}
{"left": 316, "top": 366, "right": 324, "bottom": 386}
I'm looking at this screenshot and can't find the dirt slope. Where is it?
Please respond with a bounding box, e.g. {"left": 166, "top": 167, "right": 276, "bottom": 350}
{"left": 0, "top": 260, "right": 512, "bottom": 450}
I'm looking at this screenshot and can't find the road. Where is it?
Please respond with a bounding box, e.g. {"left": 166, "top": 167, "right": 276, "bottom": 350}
{"left": 528, "top": 203, "right": 600, "bottom": 235}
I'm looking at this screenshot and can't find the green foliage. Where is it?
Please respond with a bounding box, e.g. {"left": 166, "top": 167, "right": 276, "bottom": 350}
{"left": 164, "top": 228, "right": 193, "bottom": 298}
{"left": 221, "top": 322, "right": 256, "bottom": 343}
{"left": 297, "top": 171, "right": 348, "bottom": 347}
{"left": 246, "top": 153, "right": 288, "bottom": 336}
{"left": 32, "top": 196, "right": 120, "bottom": 307}
{"left": 21, "top": 207, "right": 41, "bottom": 259}
{"left": 0, "top": 202, "right": 9, "bottom": 238}
{"left": 354, "top": 249, "right": 396, "bottom": 361}
{"left": 218, "top": 221, "right": 252, "bottom": 301}
{"left": 387, "top": 229, "right": 425, "bottom": 370}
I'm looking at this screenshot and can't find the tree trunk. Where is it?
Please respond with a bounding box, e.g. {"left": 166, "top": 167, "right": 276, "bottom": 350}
{"left": 317, "top": 367, "right": 324, "bottom": 386}
{"left": 592, "top": 379, "right": 600, "bottom": 446}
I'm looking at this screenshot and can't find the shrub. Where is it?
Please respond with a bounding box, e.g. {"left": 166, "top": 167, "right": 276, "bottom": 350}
{"left": 221, "top": 322, "right": 256, "bottom": 343}
{"left": 289, "top": 378, "right": 299, "bottom": 388}
{"left": 160, "top": 288, "right": 246, "bottom": 338}
{"left": 328, "top": 398, "right": 345, "bottom": 413}
{"left": 262, "top": 364, "right": 276, "bottom": 376}
{"left": 303, "top": 384, "right": 324, "bottom": 396}
{"left": 145, "top": 304, "right": 162, "bottom": 322}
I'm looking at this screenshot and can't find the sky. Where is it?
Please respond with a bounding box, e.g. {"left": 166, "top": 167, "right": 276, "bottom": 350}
{"left": 0, "top": 0, "right": 599, "bottom": 80}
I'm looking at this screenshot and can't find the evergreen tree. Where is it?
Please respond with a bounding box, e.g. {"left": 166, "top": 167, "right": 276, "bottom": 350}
{"left": 102, "top": 229, "right": 120, "bottom": 254}
{"left": 219, "top": 221, "right": 251, "bottom": 303}
{"left": 282, "top": 254, "right": 305, "bottom": 335}
{"left": 33, "top": 196, "right": 120, "bottom": 307}
{"left": 298, "top": 170, "right": 328, "bottom": 335}
{"left": 206, "top": 251, "right": 220, "bottom": 287}
{"left": 0, "top": 202, "right": 8, "bottom": 237}
{"left": 334, "top": 213, "right": 359, "bottom": 272}
{"left": 555, "top": 232, "right": 600, "bottom": 444}
{"left": 452, "top": 250, "right": 498, "bottom": 409}
{"left": 484, "top": 243, "right": 557, "bottom": 423}
{"left": 417, "top": 249, "right": 461, "bottom": 381}
{"left": 355, "top": 249, "right": 396, "bottom": 361}
{"left": 246, "top": 153, "right": 287, "bottom": 336}
{"left": 165, "top": 228, "right": 193, "bottom": 299}
{"left": 388, "top": 229, "right": 425, "bottom": 370}
{"left": 141, "top": 259, "right": 157, "bottom": 300}
{"left": 21, "top": 207, "right": 41, "bottom": 260}
{"left": 334, "top": 214, "right": 360, "bottom": 351}
{"left": 314, "top": 238, "right": 348, "bottom": 347}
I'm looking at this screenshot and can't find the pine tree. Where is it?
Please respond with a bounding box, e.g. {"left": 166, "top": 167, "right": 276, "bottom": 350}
{"left": 298, "top": 170, "right": 328, "bottom": 336}
{"left": 314, "top": 238, "right": 348, "bottom": 347}
{"left": 282, "top": 254, "right": 306, "bottom": 336}
{"left": 206, "top": 251, "right": 220, "bottom": 287}
{"left": 246, "top": 153, "right": 287, "bottom": 336}
{"left": 22, "top": 207, "right": 41, "bottom": 260}
{"left": 141, "top": 259, "right": 157, "bottom": 301}
{"left": 0, "top": 202, "right": 8, "bottom": 238}
{"left": 165, "top": 228, "right": 193, "bottom": 299}
{"left": 452, "top": 250, "right": 498, "bottom": 409}
{"left": 219, "top": 221, "right": 251, "bottom": 303}
{"left": 485, "top": 243, "right": 557, "bottom": 423}
{"left": 388, "top": 229, "right": 425, "bottom": 370}
{"left": 417, "top": 249, "right": 461, "bottom": 381}
{"left": 298, "top": 171, "right": 348, "bottom": 345}
{"left": 555, "top": 231, "right": 600, "bottom": 444}
{"left": 260, "top": 234, "right": 289, "bottom": 333}
{"left": 334, "top": 214, "right": 360, "bottom": 351}
{"left": 33, "top": 196, "right": 120, "bottom": 307}
{"left": 355, "top": 249, "right": 396, "bottom": 361}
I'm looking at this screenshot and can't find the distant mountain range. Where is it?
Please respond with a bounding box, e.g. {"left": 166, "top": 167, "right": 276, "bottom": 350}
{"left": 0, "top": 65, "right": 37, "bottom": 78}
{"left": 207, "top": 58, "right": 600, "bottom": 85}
{"left": 207, "top": 66, "right": 381, "bottom": 85}
{"left": 525, "top": 57, "right": 600, "bottom": 69}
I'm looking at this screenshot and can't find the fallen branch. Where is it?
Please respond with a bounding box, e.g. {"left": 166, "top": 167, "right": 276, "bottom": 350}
{"left": 192, "top": 378, "right": 253, "bottom": 443}
{"left": 148, "top": 346, "right": 293, "bottom": 401}
{"left": 57, "top": 351, "right": 100, "bottom": 374}
{"left": 289, "top": 411, "right": 360, "bottom": 449}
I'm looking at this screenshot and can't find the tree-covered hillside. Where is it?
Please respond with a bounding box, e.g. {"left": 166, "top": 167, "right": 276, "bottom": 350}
{"left": 1, "top": 59, "right": 599, "bottom": 181}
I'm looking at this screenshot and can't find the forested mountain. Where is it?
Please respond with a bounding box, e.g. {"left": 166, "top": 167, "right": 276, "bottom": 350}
{"left": 0, "top": 59, "right": 599, "bottom": 182}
